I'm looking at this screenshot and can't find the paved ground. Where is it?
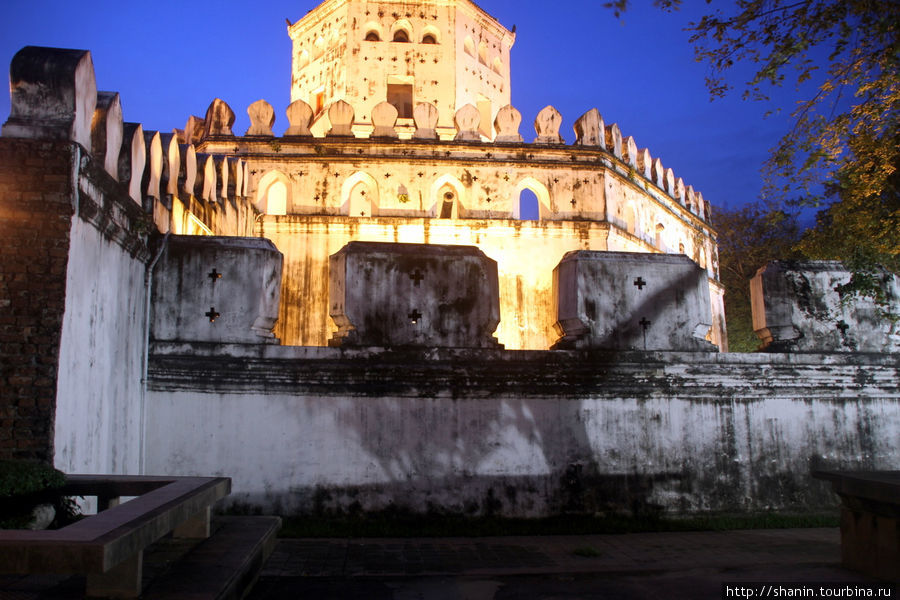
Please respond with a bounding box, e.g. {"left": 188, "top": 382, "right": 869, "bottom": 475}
{"left": 2, "top": 527, "right": 894, "bottom": 599}
{"left": 247, "top": 528, "right": 895, "bottom": 599}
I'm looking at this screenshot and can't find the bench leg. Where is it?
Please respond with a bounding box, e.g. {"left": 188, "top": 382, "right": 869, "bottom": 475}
{"left": 86, "top": 550, "right": 142, "bottom": 598}
{"left": 173, "top": 505, "right": 211, "bottom": 539}
{"left": 98, "top": 496, "right": 121, "bottom": 511}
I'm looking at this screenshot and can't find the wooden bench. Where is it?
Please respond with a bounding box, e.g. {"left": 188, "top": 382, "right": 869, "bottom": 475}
{"left": 813, "top": 470, "right": 900, "bottom": 580}
{"left": 0, "top": 475, "right": 230, "bottom": 598}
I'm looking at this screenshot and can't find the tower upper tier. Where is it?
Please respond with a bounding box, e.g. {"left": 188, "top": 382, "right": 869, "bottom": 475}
{"left": 288, "top": 0, "right": 515, "bottom": 137}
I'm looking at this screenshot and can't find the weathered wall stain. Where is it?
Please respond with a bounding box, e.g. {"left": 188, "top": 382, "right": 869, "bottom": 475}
{"left": 146, "top": 346, "right": 900, "bottom": 517}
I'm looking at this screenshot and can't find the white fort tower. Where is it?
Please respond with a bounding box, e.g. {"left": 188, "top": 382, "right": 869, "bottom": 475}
{"left": 289, "top": 0, "right": 515, "bottom": 137}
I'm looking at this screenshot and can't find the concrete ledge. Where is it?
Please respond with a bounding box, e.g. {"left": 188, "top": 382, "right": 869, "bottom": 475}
{"left": 142, "top": 516, "right": 281, "bottom": 600}
{"left": 0, "top": 475, "right": 231, "bottom": 597}
{"left": 147, "top": 343, "right": 900, "bottom": 399}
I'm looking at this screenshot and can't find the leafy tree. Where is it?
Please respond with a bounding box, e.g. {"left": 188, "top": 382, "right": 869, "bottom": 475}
{"left": 798, "top": 150, "right": 900, "bottom": 303}
{"left": 800, "top": 157, "right": 899, "bottom": 268}
{"left": 714, "top": 203, "right": 803, "bottom": 351}
{"left": 606, "top": 0, "right": 899, "bottom": 319}
{"left": 606, "top": 0, "right": 900, "bottom": 212}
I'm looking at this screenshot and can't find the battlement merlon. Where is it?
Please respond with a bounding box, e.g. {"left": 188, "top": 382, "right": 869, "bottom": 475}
{"left": 191, "top": 97, "right": 714, "bottom": 229}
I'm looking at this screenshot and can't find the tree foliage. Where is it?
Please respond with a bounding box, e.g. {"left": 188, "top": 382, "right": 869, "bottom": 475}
{"left": 798, "top": 149, "right": 900, "bottom": 301}
{"left": 713, "top": 203, "right": 803, "bottom": 351}
{"left": 606, "top": 0, "right": 899, "bottom": 277}
{"left": 688, "top": 0, "right": 899, "bottom": 211}
{"left": 606, "top": 0, "right": 900, "bottom": 210}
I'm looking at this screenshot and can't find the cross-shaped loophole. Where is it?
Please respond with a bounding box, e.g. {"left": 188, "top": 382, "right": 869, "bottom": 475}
{"left": 633, "top": 277, "right": 647, "bottom": 290}
{"left": 205, "top": 307, "right": 220, "bottom": 323}
{"left": 639, "top": 317, "right": 651, "bottom": 331}
{"left": 409, "top": 269, "right": 424, "bottom": 286}
{"left": 408, "top": 309, "right": 422, "bottom": 324}
{"left": 208, "top": 268, "right": 222, "bottom": 282}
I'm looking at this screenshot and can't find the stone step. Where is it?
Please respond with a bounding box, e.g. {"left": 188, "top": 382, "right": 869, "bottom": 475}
{"left": 141, "top": 516, "right": 281, "bottom": 600}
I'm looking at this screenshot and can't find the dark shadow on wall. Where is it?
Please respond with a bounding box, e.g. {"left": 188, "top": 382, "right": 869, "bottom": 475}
{"left": 275, "top": 347, "right": 689, "bottom": 517}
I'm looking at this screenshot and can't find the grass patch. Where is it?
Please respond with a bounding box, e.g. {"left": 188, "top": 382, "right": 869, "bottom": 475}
{"left": 275, "top": 511, "right": 838, "bottom": 539}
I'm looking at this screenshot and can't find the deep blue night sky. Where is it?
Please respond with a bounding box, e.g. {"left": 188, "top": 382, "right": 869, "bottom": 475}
{"left": 1, "top": 0, "right": 812, "bottom": 216}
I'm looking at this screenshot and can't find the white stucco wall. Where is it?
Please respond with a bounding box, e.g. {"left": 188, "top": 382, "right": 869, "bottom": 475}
{"left": 145, "top": 346, "right": 900, "bottom": 516}
{"left": 53, "top": 216, "right": 146, "bottom": 475}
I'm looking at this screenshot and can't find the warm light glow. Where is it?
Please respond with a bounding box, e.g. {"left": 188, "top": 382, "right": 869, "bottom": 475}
{"left": 187, "top": 213, "right": 212, "bottom": 235}
{"left": 266, "top": 181, "right": 288, "bottom": 215}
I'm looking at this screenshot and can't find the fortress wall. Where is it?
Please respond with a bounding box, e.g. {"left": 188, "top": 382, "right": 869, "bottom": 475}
{"left": 0, "top": 140, "right": 77, "bottom": 462}
{"left": 259, "top": 215, "right": 615, "bottom": 349}
{"left": 145, "top": 345, "right": 900, "bottom": 517}
{"left": 53, "top": 211, "right": 146, "bottom": 475}
{"left": 0, "top": 137, "right": 149, "bottom": 473}
{"left": 51, "top": 144, "right": 149, "bottom": 476}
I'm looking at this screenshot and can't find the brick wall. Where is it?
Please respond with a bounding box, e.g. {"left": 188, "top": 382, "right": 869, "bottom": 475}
{"left": 0, "top": 139, "right": 75, "bottom": 462}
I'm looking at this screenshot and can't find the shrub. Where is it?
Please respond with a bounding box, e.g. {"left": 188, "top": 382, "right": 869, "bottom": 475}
{"left": 0, "top": 460, "right": 78, "bottom": 529}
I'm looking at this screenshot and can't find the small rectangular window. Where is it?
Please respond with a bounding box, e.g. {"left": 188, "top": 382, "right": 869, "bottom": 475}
{"left": 387, "top": 83, "right": 414, "bottom": 119}
{"left": 314, "top": 91, "right": 325, "bottom": 115}
{"left": 477, "top": 97, "right": 492, "bottom": 139}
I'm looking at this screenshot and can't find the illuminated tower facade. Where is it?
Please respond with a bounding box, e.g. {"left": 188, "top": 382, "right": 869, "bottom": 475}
{"left": 288, "top": 0, "right": 515, "bottom": 137}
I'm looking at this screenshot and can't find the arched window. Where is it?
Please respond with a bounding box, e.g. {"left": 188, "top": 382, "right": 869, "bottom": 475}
{"left": 431, "top": 175, "right": 466, "bottom": 218}
{"left": 655, "top": 223, "right": 665, "bottom": 251}
{"left": 393, "top": 29, "right": 409, "bottom": 42}
{"left": 256, "top": 170, "right": 291, "bottom": 216}
{"left": 463, "top": 36, "right": 475, "bottom": 57}
{"left": 312, "top": 36, "right": 325, "bottom": 60}
{"left": 438, "top": 186, "right": 457, "bottom": 219}
{"left": 348, "top": 181, "right": 373, "bottom": 217}
{"left": 478, "top": 41, "right": 488, "bottom": 65}
{"left": 492, "top": 56, "right": 503, "bottom": 74}
{"left": 513, "top": 177, "right": 550, "bottom": 220}
{"left": 342, "top": 172, "right": 379, "bottom": 217}
{"left": 363, "top": 21, "right": 382, "bottom": 42}
{"left": 421, "top": 26, "right": 440, "bottom": 45}
{"left": 518, "top": 189, "right": 539, "bottom": 220}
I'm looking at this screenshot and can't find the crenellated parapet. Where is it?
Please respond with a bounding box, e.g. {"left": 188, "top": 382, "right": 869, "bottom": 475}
{"left": 1, "top": 47, "right": 258, "bottom": 239}
{"left": 179, "top": 97, "right": 711, "bottom": 225}
{"left": 0, "top": 46, "right": 710, "bottom": 238}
